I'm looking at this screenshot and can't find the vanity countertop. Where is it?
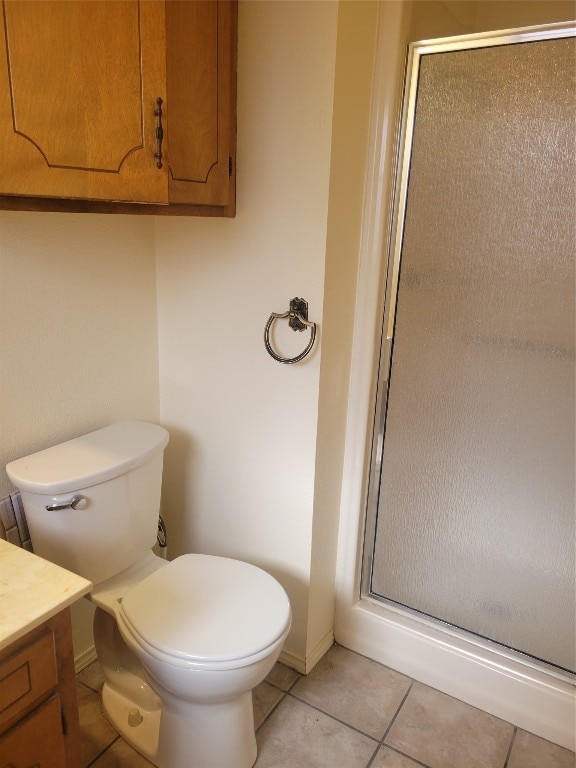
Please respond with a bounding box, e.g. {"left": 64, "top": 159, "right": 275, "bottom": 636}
{"left": 0, "top": 538, "right": 92, "bottom": 651}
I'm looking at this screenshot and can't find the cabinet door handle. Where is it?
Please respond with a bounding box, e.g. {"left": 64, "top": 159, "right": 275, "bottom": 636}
{"left": 154, "top": 97, "right": 164, "bottom": 169}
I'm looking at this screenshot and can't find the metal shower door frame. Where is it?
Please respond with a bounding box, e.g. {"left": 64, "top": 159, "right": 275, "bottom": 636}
{"left": 360, "top": 21, "right": 576, "bottom": 663}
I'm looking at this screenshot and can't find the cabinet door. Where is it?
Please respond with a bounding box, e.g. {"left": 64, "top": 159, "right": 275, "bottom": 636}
{"left": 0, "top": 631, "right": 57, "bottom": 733}
{"left": 165, "top": 0, "right": 235, "bottom": 206}
{"left": 0, "top": 695, "right": 67, "bottom": 767}
{"left": 0, "top": 0, "right": 168, "bottom": 203}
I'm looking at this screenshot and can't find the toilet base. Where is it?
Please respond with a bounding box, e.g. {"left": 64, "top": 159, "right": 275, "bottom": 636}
{"left": 157, "top": 688, "right": 257, "bottom": 768}
{"left": 102, "top": 682, "right": 161, "bottom": 761}
{"left": 102, "top": 682, "right": 257, "bottom": 768}
{"left": 95, "top": 606, "right": 264, "bottom": 768}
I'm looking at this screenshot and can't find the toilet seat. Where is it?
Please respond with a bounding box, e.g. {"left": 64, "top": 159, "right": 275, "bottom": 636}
{"left": 118, "top": 554, "right": 291, "bottom": 671}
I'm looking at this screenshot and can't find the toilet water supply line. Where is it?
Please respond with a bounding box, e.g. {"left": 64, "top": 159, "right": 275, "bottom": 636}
{"left": 157, "top": 516, "right": 167, "bottom": 551}
{"left": 264, "top": 297, "right": 317, "bottom": 364}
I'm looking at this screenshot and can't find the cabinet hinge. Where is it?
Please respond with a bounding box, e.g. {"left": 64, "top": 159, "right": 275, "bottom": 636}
{"left": 229, "top": 156, "right": 233, "bottom": 177}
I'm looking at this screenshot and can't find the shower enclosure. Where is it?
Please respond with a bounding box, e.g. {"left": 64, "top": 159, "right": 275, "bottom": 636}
{"left": 362, "top": 24, "right": 575, "bottom": 675}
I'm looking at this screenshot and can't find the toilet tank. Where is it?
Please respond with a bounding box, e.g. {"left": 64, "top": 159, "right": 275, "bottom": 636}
{"left": 6, "top": 421, "right": 169, "bottom": 585}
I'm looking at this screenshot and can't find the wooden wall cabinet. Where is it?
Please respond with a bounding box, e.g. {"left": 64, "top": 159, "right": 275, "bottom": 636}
{"left": 0, "top": 0, "right": 237, "bottom": 217}
{"left": 0, "top": 609, "right": 82, "bottom": 768}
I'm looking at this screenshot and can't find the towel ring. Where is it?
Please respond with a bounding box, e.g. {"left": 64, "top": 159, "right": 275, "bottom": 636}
{"left": 264, "top": 298, "right": 317, "bottom": 364}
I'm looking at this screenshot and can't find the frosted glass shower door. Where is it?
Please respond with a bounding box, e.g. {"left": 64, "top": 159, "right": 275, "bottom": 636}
{"left": 366, "top": 29, "right": 575, "bottom": 673}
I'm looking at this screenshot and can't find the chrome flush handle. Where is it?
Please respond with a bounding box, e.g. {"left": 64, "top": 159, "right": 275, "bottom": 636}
{"left": 45, "top": 494, "right": 88, "bottom": 511}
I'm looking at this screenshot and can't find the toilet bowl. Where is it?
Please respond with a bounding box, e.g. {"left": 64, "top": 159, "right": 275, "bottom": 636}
{"left": 93, "top": 552, "right": 290, "bottom": 767}
{"left": 6, "top": 422, "right": 291, "bottom": 768}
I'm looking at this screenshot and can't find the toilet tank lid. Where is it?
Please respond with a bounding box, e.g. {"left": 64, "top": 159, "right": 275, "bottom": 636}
{"left": 6, "top": 421, "right": 169, "bottom": 495}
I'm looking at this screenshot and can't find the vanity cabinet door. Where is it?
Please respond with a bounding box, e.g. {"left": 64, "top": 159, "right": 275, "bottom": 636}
{"left": 0, "top": 0, "right": 168, "bottom": 204}
{"left": 0, "top": 695, "right": 67, "bottom": 768}
{"left": 0, "top": 630, "right": 57, "bottom": 732}
{"left": 0, "top": 610, "right": 82, "bottom": 768}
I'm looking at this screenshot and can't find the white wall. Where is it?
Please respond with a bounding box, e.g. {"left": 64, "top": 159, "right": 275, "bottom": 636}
{"left": 156, "top": 0, "right": 344, "bottom": 668}
{"left": 155, "top": 0, "right": 379, "bottom": 671}
{"left": 0, "top": 211, "right": 160, "bottom": 657}
{"left": 0, "top": 212, "right": 160, "bottom": 496}
{"left": 156, "top": 0, "right": 381, "bottom": 671}
{"left": 309, "top": 0, "right": 379, "bottom": 668}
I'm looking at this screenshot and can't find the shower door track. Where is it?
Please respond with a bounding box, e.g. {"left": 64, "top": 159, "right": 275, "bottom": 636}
{"left": 363, "top": 594, "right": 575, "bottom": 685}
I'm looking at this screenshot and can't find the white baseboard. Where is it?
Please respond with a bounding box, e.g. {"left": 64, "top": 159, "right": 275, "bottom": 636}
{"left": 280, "top": 630, "right": 334, "bottom": 675}
{"left": 336, "top": 600, "right": 575, "bottom": 752}
{"left": 74, "top": 644, "right": 97, "bottom": 674}
{"left": 304, "top": 630, "right": 334, "bottom": 674}
{"left": 279, "top": 647, "right": 307, "bottom": 674}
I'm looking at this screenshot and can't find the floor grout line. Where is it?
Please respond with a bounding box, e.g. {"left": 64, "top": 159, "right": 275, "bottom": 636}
{"left": 286, "top": 691, "right": 380, "bottom": 743}
{"left": 255, "top": 690, "right": 288, "bottom": 733}
{"left": 85, "top": 734, "right": 121, "bottom": 768}
{"left": 380, "top": 680, "right": 414, "bottom": 745}
{"left": 502, "top": 726, "right": 518, "bottom": 768}
{"left": 364, "top": 741, "right": 383, "bottom": 768}
{"left": 384, "top": 744, "right": 434, "bottom": 768}
{"left": 264, "top": 676, "right": 302, "bottom": 695}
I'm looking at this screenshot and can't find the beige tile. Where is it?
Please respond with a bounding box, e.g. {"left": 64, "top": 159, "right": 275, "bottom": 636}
{"left": 507, "top": 730, "right": 576, "bottom": 768}
{"left": 90, "top": 737, "right": 155, "bottom": 767}
{"left": 385, "top": 682, "right": 513, "bottom": 768}
{"left": 291, "top": 644, "right": 411, "bottom": 739}
{"left": 255, "top": 695, "right": 378, "bottom": 767}
{"left": 77, "top": 658, "right": 105, "bottom": 693}
{"left": 266, "top": 660, "right": 301, "bottom": 691}
{"left": 77, "top": 682, "right": 118, "bottom": 767}
{"left": 254, "top": 680, "right": 285, "bottom": 729}
{"left": 372, "top": 746, "right": 428, "bottom": 768}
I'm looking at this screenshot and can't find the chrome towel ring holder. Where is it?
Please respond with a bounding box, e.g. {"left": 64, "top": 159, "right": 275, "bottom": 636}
{"left": 264, "top": 297, "right": 317, "bottom": 364}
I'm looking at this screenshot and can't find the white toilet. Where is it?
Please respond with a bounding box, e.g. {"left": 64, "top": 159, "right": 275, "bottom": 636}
{"left": 6, "top": 421, "right": 291, "bottom": 768}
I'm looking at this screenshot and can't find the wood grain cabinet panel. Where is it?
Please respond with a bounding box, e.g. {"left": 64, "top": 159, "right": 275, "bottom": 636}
{"left": 166, "top": 0, "right": 233, "bottom": 207}
{"left": 0, "top": 0, "right": 168, "bottom": 203}
{"left": 0, "top": 610, "right": 82, "bottom": 768}
{"left": 0, "top": 0, "right": 237, "bottom": 215}
{"left": 0, "top": 696, "right": 68, "bottom": 768}
{"left": 0, "top": 631, "right": 57, "bottom": 731}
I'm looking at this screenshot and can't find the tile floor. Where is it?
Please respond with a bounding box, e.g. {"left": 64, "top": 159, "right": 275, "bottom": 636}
{"left": 76, "top": 644, "right": 575, "bottom": 768}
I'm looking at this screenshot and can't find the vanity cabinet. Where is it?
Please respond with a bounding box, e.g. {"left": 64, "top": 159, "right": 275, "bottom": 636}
{"left": 0, "top": 609, "right": 81, "bottom": 768}
{"left": 0, "top": 0, "right": 237, "bottom": 216}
